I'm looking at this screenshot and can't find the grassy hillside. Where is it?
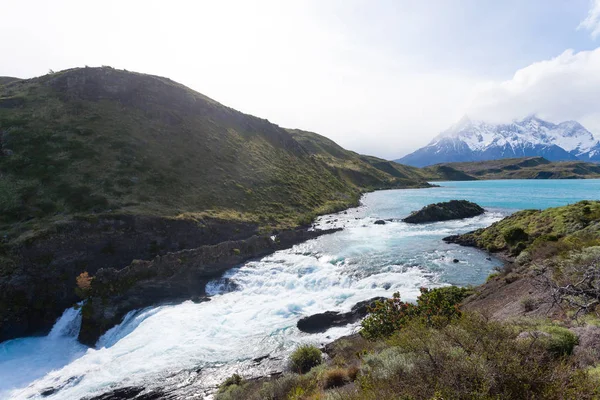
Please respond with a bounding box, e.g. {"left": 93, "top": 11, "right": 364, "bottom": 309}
{"left": 422, "top": 157, "right": 600, "bottom": 181}
{"left": 451, "top": 200, "right": 600, "bottom": 255}
{"left": 0, "top": 67, "right": 428, "bottom": 242}
{"left": 288, "top": 129, "right": 429, "bottom": 189}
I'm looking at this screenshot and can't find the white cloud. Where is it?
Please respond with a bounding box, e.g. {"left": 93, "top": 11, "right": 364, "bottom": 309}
{"left": 466, "top": 47, "right": 600, "bottom": 138}
{"left": 579, "top": 0, "right": 600, "bottom": 39}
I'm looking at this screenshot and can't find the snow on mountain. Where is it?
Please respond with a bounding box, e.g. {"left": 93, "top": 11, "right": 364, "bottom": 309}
{"left": 396, "top": 116, "right": 600, "bottom": 167}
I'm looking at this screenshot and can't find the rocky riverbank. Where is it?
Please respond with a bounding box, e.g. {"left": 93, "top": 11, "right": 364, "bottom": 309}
{"left": 0, "top": 214, "right": 263, "bottom": 343}
{"left": 79, "top": 227, "right": 341, "bottom": 346}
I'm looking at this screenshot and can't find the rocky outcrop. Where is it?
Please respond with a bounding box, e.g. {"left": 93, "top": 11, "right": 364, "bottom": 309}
{"left": 443, "top": 232, "right": 480, "bottom": 247}
{"left": 402, "top": 200, "right": 485, "bottom": 224}
{"left": 296, "top": 297, "right": 385, "bottom": 333}
{"left": 79, "top": 227, "right": 341, "bottom": 346}
{"left": 0, "top": 214, "right": 260, "bottom": 343}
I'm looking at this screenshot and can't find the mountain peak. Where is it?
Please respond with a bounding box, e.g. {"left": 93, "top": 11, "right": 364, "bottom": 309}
{"left": 396, "top": 116, "right": 600, "bottom": 167}
{"left": 446, "top": 115, "right": 473, "bottom": 133}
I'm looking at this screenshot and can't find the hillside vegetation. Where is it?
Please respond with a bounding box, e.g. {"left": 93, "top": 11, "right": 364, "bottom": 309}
{"left": 0, "top": 67, "right": 428, "bottom": 242}
{"left": 422, "top": 157, "right": 600, "bottom": 181}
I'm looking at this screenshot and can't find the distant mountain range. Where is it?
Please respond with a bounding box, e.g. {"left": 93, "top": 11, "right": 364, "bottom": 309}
{"left": 421, "top": 157, "right": 600, "bottom": 181}
{"left": 396, "top": 116, "right": 600, "bottom": 167}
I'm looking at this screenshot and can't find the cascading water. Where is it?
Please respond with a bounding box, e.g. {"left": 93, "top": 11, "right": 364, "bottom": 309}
{"left": 2, "top": 180, "right": 598, "bottom": 399}
{"left": 0, "top": 306, "right": 87, "bottom": 397}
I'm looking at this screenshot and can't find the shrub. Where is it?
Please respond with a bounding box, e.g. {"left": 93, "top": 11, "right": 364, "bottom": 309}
{"left": 511, "top": 241, "right": 527, "bottom": 256}
{"left": 503, "top": 227, "right": 529, "bottom": 245}
{"left": 486, "top": 272, "right": 500, "bottom": 282}
{"left": 323, "top": 368, "right": 348, "bottom": 389}
{"left": 347, "top": 365, "right": 359, "bottom": 382}
{"left": 360, "top": 347, "right": 415, "bottom": 380}
{"left": 75, "top": 271, "right": 93, "bottom": 298}
{"left": 219, "top": 374, "right": 243, "bottom": 391}
{"left": 542, "top": 326, "right": 579, "bottom": 357}
{"left": 360, "top": 286, "right": 471, "bottom": 340}
{"left": 521, "top": 297, "right": 537, "bottom": 312}
{"left": 289, "top": 345, "right": 322, "bottom": 374}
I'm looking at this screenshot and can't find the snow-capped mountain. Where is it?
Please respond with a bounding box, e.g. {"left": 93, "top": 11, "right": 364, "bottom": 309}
{"left": 396, "top": 116, "right": 600, "bottom": 167}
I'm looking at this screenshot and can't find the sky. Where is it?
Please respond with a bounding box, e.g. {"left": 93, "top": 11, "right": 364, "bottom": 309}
{"left": 1, "top": 0, "right": 600, "bottom": 159}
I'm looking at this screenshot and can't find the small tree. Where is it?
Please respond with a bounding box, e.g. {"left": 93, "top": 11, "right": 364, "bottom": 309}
{"left": 75, "top": 271, "right": 93, "bottom": 298}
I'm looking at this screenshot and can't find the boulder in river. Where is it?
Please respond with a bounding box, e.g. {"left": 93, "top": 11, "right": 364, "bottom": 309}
{"left": 297, "top": 297, "right": 385, "bottom": 333}
{"left": 402, "top": 200, "right": 485, "bottom": 224}
{"left": 374, "top": 220, "right": 386, "bottom": 225}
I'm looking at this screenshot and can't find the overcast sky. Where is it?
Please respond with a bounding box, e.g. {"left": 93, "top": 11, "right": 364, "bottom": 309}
{"left": 2, "top": 0, "right": 600, "bottom": 159}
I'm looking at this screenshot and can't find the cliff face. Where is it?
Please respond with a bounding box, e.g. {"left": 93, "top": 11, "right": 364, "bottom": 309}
{"left": 0, "top": 215, "right": 259, "bottom": 343}
{"left": 79, "top": 227, "right": 341, "bottom": 346}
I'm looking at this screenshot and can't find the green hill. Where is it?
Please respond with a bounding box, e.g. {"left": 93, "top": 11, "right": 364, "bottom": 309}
{"left": 0, "top": 67, "right": 429, "bottom": 240}
{"left": 0, "top": 67, "right": 429, "bottom": 341}
{"left": 422, "top": 157, "right": 600, "bottom": 181}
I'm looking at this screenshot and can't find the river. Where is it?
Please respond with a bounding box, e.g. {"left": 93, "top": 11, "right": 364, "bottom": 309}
{"left": 2, "top": 179, "right": 599, "bottom": 399}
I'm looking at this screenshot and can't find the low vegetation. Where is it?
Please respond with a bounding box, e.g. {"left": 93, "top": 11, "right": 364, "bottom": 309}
{"left": 456, "top": 200, "right": 600, "bottom": 255}
{"left": 289, "top": 345, "right": 323, "bottom": 374}
{"left": 0, "top": 67, "right": 430, "bottom": 248}
{"left": 216, "top": 201, "right": 600, "bottom": 399}
{"left": 216, "top": 289, "right": 599, "bottom": 400}
{"left": 360, "top": 286, "right": 471, "bottom": 340}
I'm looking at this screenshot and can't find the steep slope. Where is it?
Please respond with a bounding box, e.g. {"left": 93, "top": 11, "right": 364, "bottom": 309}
{"left": 397, "top": 116, "right": 600, "bottom": 167}
{"left": 422, "top": 157, "right": 600, "bottom": 180}
{"left": 0, "top": 67, "right": 429, "bottom": 342}
{"left": 287, "top": 129, "right": 430, "bottom": 189}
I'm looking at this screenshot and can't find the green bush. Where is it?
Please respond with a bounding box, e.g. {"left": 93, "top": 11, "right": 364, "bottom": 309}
{"left": 502, "top": 226, "right": 529, "bottom": 245}
{"left": 219, "top": 373, "right": 243, "bottom": 392}
{"left": 289, "top": 345, "right": 322, "bottom": 374}
{"left": 521, "top": 297, "right": 537, "bottom": 312}
{"left": 360, "top": 286, "right": 471, "bottom": 340}
{"left": 542, "top": 326, "right": 579, "bottom": 357}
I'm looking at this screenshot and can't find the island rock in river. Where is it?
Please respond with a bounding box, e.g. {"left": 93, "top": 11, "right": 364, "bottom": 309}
{"left": 402, "top": 200, "right": 485, "bottom": 224}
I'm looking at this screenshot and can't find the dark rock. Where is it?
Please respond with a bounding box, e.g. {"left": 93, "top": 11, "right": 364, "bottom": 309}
{"left": 297, "top": 297, "right": 385, "bottom": 333}
{"left": 40, "top": 376, "right": 82, "bottom": 398}
{"left": 86, "top": 386, "right": 167, "bottom": 400}
{"left": 253, "top": 355, "right": 270, "bottom": 363}
{"left": 79, "top": 227, "right": 342, "bottom": 346}
{"left": 374, "top": 220, "right": 386, "bottom": 225}
{"left": 402, "top": 200, "right": 485, "bottom": 224}
{"left": 453, "top": 259, "right": 460, "bottom": 263}
{"left": 443, "top": 232, "right": 479, "bottom": 247}
{"left": 486, "top": 257, "right": 492, "bottom": 261}
{"left": 0, "top": 214, "right": 261, "bottom": 343}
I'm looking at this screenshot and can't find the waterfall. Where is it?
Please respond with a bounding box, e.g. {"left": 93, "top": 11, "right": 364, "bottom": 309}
{"left": 48, "top": 306, "right": 83, "bottom": 339}
{"left": 0, "top": 306, "right": 87, "bottom": 398}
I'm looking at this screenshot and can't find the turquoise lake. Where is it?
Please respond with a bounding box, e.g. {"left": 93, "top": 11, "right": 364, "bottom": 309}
{"left": 2, "top": 179, "right": 599, "bottom": 399}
